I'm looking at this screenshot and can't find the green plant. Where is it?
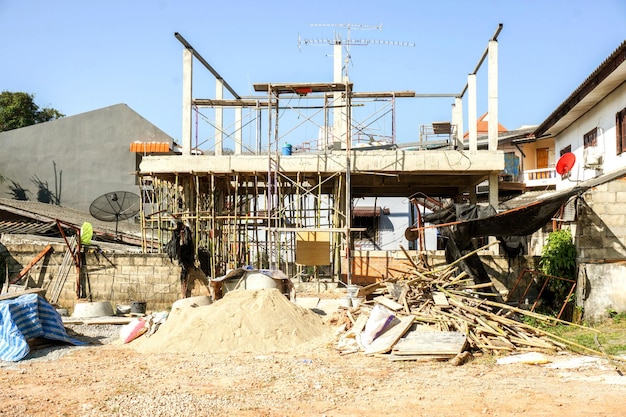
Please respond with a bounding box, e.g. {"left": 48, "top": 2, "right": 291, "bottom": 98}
{"left": 539, "top": 229, "right": 577, "bottom": 279}
{"left": 537, "top": 229, "right": 578, "bottom": 316}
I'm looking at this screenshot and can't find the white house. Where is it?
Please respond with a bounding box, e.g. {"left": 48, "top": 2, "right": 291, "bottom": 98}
{"left": 530, "top": 40, "right": 626, "bottom": 321}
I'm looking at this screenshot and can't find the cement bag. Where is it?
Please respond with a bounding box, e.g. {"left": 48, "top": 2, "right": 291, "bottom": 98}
{"left": 361, "top": 304, "right": 395, "bottom": 347}
{"left": 120, "top": 317, "right": 147, "bottom": 343}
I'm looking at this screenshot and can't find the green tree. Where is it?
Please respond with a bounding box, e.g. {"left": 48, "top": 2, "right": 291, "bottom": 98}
{"left": 0, "top": 91, "right": 64, "bottom": 132}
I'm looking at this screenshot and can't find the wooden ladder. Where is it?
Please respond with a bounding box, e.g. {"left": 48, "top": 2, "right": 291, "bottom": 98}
{"left": 48, "top": 236, "right": 78, "bottom": 304}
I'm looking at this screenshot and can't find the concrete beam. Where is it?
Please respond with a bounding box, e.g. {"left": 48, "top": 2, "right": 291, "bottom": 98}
{"left": 140, "top": 149, "right": 504, "bottom": 175}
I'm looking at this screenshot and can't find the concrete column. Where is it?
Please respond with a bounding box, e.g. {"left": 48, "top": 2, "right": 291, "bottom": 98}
{"left": 453, "top": 97, "right": 464, "bottom": 150}
{"left": 235, "top": 107, "right": 242, "bottom": 155}
{"left": 489, "top": 171, "right": 499, "bottom": 253}
{"left": 181, "top": 48, "right": 193, "bottom": 156}
{"left": 333, "top": 42, "right": 343, "bottom": 148}
{"left": 468, "top": 73, "right": 477, "bottom": 151}
{"left": 488, "top": 40, "right": 499, "bottom": 151}
{"left": 215, "top": 79, "right": 224, "bottom": 156}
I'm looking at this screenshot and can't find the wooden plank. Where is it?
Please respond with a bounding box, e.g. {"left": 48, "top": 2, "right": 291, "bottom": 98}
{"left": 364, "top": 315, "right": 414, "bottom": 355}
{"left": 352, "top": 312, "right": 369, "bottom": 334}
{"left": 373, "top": 296, "right": 404, "bottom": 311}
{"left": 431, "top": 291, "right": 449, "bottom": 306}
{"left": 392, "top": 330, "right": 467, "bottom": 356}
{"left": 0, "top": 287, "right": 47, "bottom": 301}
{"left": 385, "top": 353, "right": 453, "bottom": 362}
{"left": 9, "top": 244, "right": 53, "bottom": 284}
{"left": 62, "top": 316, "right": 134, "bottom": 325}
{"left": 295, "top": 240, "right": 330, "bottom": 266}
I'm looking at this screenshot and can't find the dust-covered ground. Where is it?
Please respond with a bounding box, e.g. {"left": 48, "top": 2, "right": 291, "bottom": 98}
{"left": 1, "top": 319, "right": 625, "bottom": 417}
{"left": 2, "top": 289, "right": 626, "bottom": 417}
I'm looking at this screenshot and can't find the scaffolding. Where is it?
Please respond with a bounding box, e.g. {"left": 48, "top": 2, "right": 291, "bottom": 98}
{"left": 136, "top": 32, "right": 505, "bottom": 285}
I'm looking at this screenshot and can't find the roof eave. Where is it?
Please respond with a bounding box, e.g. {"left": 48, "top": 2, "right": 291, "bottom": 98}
{"left": 533, "top": 40, "right": 626, "bottom": 139}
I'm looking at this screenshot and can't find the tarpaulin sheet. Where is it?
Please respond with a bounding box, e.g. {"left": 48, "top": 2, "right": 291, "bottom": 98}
{"left": 423, "top": 187, "right": 586, "bottom": 238}
{"left": 0, "top": 293, "right": 85, "bottom": 362}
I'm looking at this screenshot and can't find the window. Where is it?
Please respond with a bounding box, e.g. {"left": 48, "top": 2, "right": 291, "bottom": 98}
{"left": 353, "top": 216, "right": 379, "bottom": 245}
{"left": 617, "top": 108, "right": 626, "bottom": 155}
{"left": 583, "top": 128, "right": 597, "bottom": 149}
{"left": 560, "top": 145, "right": 571, "bottom": 156}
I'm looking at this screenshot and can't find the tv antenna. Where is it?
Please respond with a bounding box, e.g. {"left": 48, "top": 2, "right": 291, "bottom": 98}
{"left": 298, "top": 23, "right": 415, "bottom": 81}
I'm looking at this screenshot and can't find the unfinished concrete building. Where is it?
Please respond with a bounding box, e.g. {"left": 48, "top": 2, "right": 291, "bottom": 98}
{"left": 137, "top": 31, "right": 504, "bottom": 285}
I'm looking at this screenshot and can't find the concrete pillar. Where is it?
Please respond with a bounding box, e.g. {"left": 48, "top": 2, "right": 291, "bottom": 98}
{"left": 182, "top": 48, "right": 193, "bottom": 156}
{"left": 235, "top": 107, "right": 242, "bottom": 155}
{"left": 468, "top": 73, "right": 477, "bottom": 151}
{"left": 215, "top": 79, "right": 224, "bottom": 156}
{"left": 453, "top": 97, "right": 464, "bottom": 150}
{"left": 489, "top": 171, "right": 499, "bottom": 253}
{"left": 333, "top": 42, "right": 343, "bottom": 148}
{"left": 488, "top": 40, "right": 499, "bottom": 151}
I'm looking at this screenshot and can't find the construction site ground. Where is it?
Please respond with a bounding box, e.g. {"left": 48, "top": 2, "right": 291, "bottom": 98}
{"left": 1, "top": 304, "right": 625, "bottom": 417}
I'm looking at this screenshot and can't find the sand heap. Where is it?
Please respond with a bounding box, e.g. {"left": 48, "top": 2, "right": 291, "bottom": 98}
{"left": 131, "top": 288, "right": 333, "bottom": 354}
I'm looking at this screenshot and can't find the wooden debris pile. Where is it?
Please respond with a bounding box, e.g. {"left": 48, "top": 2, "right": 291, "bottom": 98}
{"left": 335, "top": 246, "right": 592, "bottom": 360}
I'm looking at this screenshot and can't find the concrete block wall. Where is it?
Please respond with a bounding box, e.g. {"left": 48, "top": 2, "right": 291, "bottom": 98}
{"left": 575, "top": 178, "right": 626, "bottom": 321}
{"left": 0, "top": 240, "right": 211, "bottom": 314}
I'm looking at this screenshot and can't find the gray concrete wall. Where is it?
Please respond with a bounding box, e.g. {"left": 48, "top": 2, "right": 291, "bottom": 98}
{"left": 576, "top": 178, "right": 626, "bottom": 321}
{"left": 0, "top": 104, "right": 173, "bottom": 212}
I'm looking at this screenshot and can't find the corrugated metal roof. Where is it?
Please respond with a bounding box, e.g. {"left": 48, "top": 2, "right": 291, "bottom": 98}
{"left": 0, "top": 198, "right": 142, "bottom": 245}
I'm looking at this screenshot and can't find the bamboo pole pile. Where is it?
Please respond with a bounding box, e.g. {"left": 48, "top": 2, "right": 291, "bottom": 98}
{"left": 352, "top": 244, "right": 603, "bottom": 357}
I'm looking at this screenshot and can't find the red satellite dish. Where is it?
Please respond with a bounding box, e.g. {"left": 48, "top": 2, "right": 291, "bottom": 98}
{"left": 556, "top": 152, "right": 576, "bottom": 175}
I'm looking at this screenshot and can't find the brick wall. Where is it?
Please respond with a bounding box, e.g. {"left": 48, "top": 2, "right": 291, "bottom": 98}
{"left": 0, "top": 240, "right": 210, "bottom": 314}
{"left": 575, "top": 178, "right": 626, "bottom": 320}
{"left": 341, "top": 249, "right": 539, "bottom": 299}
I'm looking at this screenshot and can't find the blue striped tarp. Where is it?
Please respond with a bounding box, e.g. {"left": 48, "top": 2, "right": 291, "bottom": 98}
{"left": 0, "top": 293, "right": 86, "bottom": 362}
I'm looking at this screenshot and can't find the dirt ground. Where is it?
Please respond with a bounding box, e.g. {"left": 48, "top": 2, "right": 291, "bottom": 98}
{"left": 1, "top": 331, "right": 625, "bottom": 417}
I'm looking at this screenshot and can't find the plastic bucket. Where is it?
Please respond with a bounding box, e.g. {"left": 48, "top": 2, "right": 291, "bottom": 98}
{"left": 346, "top": 284, "right": 359, "bottom": 298}
{"left": 281, "top": 144, "right": 292, "bottom": 155}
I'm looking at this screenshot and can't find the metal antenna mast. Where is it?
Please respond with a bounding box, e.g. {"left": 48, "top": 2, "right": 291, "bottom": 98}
{"left": 298, "top": 23, "right": 415, "bottom": 81}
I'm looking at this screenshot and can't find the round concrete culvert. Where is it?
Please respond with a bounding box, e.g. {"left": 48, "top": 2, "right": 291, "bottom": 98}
{"left": 72, "top": 301, "right": 115, "bottom": 318}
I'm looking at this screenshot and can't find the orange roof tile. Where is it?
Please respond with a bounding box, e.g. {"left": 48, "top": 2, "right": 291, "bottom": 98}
{"left": 130, "top": 141, "right": 171, "bottom": 153}
{"left": 463, "top": 112, "right": 508, "bottom": 139}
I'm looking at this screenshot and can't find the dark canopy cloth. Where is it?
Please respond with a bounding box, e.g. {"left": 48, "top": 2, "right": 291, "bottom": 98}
{"left": 422, "top": 186, "right": 588, "bottom": 294}
{"left": 423, "top": 186, "right": 587, "bottom": 238}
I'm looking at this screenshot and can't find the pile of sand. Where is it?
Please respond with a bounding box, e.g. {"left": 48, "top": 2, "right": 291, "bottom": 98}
{"left": 131, "top": 289, "right": 333, "bottom": 354}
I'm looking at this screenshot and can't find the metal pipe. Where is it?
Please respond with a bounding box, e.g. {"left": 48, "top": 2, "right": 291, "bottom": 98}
{"left": 175, "top": 32, "right": 241, "bottom": 99}
{"left": 459, "top": 23, "right": 503, "bottom": 97}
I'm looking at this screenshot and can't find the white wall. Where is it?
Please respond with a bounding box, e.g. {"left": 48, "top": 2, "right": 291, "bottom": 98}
{"left": 554, "top": 82, "right": 626, "bottom": 188}
{"left": 353, "top": 197, "right": 437, "bottom": 251}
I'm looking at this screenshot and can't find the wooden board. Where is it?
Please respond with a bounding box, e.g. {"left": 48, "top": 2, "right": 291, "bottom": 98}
{"left": 432, "top": 291, "right": 449, "bottom": 306}
{"left": 352, "top": 311, "right": 369, "bottom": 334}
{"left": 391, "top": 330, "right": 467, "bottom": 356}
{"left": 373, "top": 296, "right": 404, "bottom": 311}
{"left": 385, "top": 354, "right": 453, "bottom": 362}
{"left": 295, "top": 232, "right": 330, "bottom": 266}
{"left": 0, "top": 287, "right": 47, "bottom": 301}
{"left": 9, "top": 244, "right": 53, "bottom": 284}
{"left": 364, "top": 315, "right": 414, "bottom": 355}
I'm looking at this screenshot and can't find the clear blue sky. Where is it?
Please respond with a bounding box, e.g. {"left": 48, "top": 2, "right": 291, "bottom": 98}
{"left": 2, "top": 0, "right": 625, "bottom": 146}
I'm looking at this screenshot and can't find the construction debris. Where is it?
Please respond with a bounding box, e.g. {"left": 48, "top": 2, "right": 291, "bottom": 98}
{"left": 333, "top": 245, "right": 607, "bottom": 363}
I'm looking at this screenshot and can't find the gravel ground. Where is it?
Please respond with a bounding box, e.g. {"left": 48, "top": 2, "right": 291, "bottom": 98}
{"left": 1, "top": 320, "right": 625, "bottom": 417}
